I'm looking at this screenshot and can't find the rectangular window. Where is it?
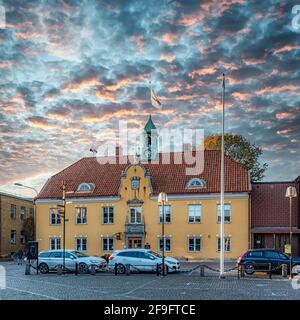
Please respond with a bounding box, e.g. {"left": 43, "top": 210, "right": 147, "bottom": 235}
{"left": 102, "top": 207, "right": 114, "bottom": 224}
{"left": 50, "top": 238, "right": 61, "bottom": 250}
{"left": 158, "top": 205, "right": 171, "bottom": 223}
{"left": 11, "top": 230, "right": 16, "bottom": 245}
{"left": 20, "top": 231, "right": 26, "bottom": 245}
{"left": 76, "top": 238, "right": 87, "bottom": 251}
{"left": 10, "top": 204, "right": 16, "bottom": 219}
{"left": 20, "top": 207, "right": 26, "bottom": 221}
{"left": 158, "top": 237, "right": 171, "bottom": 252}
{"left": 102, "top": 238, "right": 114, "bottom": 251}
{"left": 188, "top": 237, "right": 201, "bottom": 252}
{"left": 76, "top": 207, "right": 87, "bottom": 224}
{"left": 130, "top": 207, "right": 142, "bottom": 224}
{"left": 188, "top": 205, "right": 201, "bottom": 223}
{"left": 50, "top": 208, "right": 61, "bottom": 225}
{"left": 217, "top": 237, "right": 231, "bottom": 252}
{"left": 217, "top": 204, "right": 231, "bottom": 223}
{"left": 29, "top": 208, "right": 34, "bottom": 217}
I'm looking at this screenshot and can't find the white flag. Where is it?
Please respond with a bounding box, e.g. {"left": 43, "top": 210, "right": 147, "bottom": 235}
{"left": 150, "top": 87, "right": 162, "bottom": 109}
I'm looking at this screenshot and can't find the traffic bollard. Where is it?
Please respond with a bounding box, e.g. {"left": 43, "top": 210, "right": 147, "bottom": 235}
{"left": 57, "top": 265, "right": 63, "bottom": 275}
{"left": 156, "top": 263, "right": 160, "bottom": 276}
{"left": 125, "top": 264, "right": 130, "bottom": 276}
{"left": 240, "top": 264, "right": 245, "bottom": 278}
{"left": 90, "top": 264, "right": 96, "bottom": 275}
{"left": 75, "top": 263, "right": 78, "bottom": 276}
{"left": 114, "top": 264, "right": 118, "bottom": 276}
{"left": 200, "top": 265, "right": 205, "bottom": 277}
{"left": 282, "top": 264, "right": 288, "bottom": 278}
{"left": 25, "top": 262, "right": 31, "bottom": 275}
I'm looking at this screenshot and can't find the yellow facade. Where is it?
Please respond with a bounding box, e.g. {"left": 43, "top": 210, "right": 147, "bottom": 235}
{"left": 36, "top": 164, "right": 249, "bottom": 259}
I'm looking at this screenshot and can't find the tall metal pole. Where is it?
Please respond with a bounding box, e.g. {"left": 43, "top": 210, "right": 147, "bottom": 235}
{"left": 289, "top": 196, "right": 293, "bottom": 279}
{"left": 220, "top": 73, "right": 225, "bottom": 278}
{"left": 62, "top": 181, "right": 66, "bottom": 273}
{"left": 162, "top": 200, "right": 165, "bottom": 276}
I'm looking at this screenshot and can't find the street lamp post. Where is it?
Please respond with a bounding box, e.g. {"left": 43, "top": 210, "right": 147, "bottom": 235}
{"left": 57, "top": 181, "right": 67, "bottom": 272}
{"left": 158, "top": 192, "right": 168, "bottom": 276}
{"left": 285, "top": 186, "right": 297, "bottom": 279}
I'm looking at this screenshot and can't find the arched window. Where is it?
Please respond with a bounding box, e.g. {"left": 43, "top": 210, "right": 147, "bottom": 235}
{"left": 76, "top": 183, "right": 94, "bottom": 193}
{"left": 186, "top": 178, "right": 206, "bottom": 189}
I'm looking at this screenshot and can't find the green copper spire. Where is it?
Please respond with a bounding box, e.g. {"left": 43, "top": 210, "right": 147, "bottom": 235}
{"left": 144, "top": 115, "right": 156, "bottom": 134}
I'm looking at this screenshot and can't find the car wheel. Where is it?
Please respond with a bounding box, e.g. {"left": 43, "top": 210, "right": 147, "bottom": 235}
{"left": 116, "top": 264, "right": 126, "bottom": 274}
{"left": 244, "top": 263, "right": 255, "bottom": 275}
{"left": 39, "top": 263, "right": 49, "bottom": 274}
{"left": 292, "top": 265, "right": 300, "bottom": 275}
{"left": 78, "top": 262, "right": 89, "bottom": 274}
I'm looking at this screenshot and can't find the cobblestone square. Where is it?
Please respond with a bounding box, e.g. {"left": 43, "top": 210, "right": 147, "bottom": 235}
{"left": 0, "top": 262, "right": 299, "bottom": 300}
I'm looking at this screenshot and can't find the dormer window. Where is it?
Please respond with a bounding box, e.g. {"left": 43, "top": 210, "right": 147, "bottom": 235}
{"left": 186, "top": 178, "right": 206, "bottom": 189}
{"left": 76, "top": 183, "right": 94, "bottom": 193}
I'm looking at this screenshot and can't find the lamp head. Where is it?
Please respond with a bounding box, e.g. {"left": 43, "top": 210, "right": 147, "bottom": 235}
{"left": 158, "top": 192, "right": 168, "bottom": 203}
{"left": 286, "top": 186, "right": 297, "bottom": 198}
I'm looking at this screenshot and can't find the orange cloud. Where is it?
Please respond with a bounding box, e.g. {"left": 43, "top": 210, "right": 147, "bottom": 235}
{"left": 275, "top": 112, "right": 295, "bottom": 120}
{"left": 160, "top": 33, "right": 177, "bottom": 44}
{"left": 188, "top": 67, "right": 216, "bottom": 79}
{"left": 273, "top": 45, "right": 300, "bottom": 55}
{"left": 61, "top": 78, "right": 102, "bottom": 94}
{"left": 160, "top": 53, "right": 175, "bottom": 63}
{"left": 231, "top": 92, "right": 251, "bottom": 101}
{"left": 131, "top": 35, "right": 145, "bottom": 51}
{"left": 95, "top": 90, "right": 117, "bottom": 102}
{"left": 0, "top": 61, "right": 14, "bottom": 68}
{"left": 277, "top": 129, "right": 292, "bottom": 135}
{"left": 256, "top": 85, "right": 299, "bottom": 95}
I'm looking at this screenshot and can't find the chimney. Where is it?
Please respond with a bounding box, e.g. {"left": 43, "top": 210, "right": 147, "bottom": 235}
{"left": 116, "top": 145, "right": 122, "bottom": 157}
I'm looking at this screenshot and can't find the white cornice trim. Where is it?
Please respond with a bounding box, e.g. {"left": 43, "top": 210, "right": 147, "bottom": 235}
{"left": 35, "top": 196, "right": 120, "bottom": 204}
{"left": 151, "top": 193, "right": 249, "bottom": 200}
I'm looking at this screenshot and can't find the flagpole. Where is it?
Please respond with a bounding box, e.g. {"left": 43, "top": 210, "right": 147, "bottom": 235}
{"left": 220, "top": 73, "right": 225, "bottom": 279}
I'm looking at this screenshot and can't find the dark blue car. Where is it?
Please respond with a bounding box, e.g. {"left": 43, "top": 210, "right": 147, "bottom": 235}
{"left": 237, "top": 249, "right": 300, "bottom": 275}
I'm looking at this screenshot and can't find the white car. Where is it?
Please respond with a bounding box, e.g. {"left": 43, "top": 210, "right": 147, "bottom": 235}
{"left": 37, "top": 250, "right": 107, "bottom": 274}
{"left": 108, "top": 249, "right": 180, "bottom": 274}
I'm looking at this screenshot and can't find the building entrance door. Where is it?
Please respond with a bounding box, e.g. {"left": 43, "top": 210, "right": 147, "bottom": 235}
{"left": 128, "top": 238, "right": 142, "bottom": 249}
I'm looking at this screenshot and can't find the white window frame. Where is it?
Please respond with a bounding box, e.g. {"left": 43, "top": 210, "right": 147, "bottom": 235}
{"left": 186, "top": 178, "right": 206, "bottom": 189}
{"left": 188, "top": 204, "right": 201, "bottom": 223}
{"left": 102, "top": 207, "right": 114, "bottom": 224}
{"left": 102, "top": 237, "right": 114, "bottom": 252}
{"left": 217, "top": 236, "right": 231, "bottom": 252}
{"left": 158, "top": 237, "right": 172, "bottom": 252}
{"left": 188, "top": 237, "right": 202, "bottom": 252}
{"left": 10, "top": 230, "right": 16, "bottom": 245}
{"left": 20, "top": 207, "right": 26, "bottom": 221}
{"left": 217, "top": 203, "right": 232, "bottom": 223}
{"left": 50, "top": 208, "right": 61, "bottom": 225}
{"left": 50, "top": 238, "right": 61, "bottom": 250}
{"left": 129, "top": 206, "right": 142, "bottom": 224}
{"left": 76, "top": 238, "right": 87, "bottom": 251}
{"left": 158, "top": 205, "right": 172, "bottom": 224}
{"left": 76, "top": 207, "right": 87, "bottom": 224}
{"left": 76, "top": 183, "right": 92, "bottom": 192}
{"left": 10, "top": 204, "right": 16, "bottom": 220}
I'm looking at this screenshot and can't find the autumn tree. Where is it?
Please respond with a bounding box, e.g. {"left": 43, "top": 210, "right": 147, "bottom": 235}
{"left": 22, "top": 216, "right": 34, "bottom": 243}
{"left": 204, "top": 134, "right": 268, "bottom": 182}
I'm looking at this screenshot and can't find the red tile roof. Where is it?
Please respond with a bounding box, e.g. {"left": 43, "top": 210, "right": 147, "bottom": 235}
{"left": 36, "top": 150, "right": 250, "bottom": 199}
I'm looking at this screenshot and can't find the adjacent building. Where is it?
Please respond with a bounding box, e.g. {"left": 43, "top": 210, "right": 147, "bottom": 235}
{"left": 0, "top": 192, "right": 34, "bottom": 257}
{"left": 251, "top": 179, "right": 300, "bottom": 256}
{"left": 35, "top": 117, "right": 251, "bottom": 259}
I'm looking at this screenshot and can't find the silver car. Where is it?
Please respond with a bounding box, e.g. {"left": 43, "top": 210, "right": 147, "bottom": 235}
{"left": 108, "top": 249, "right": 180, "bottom": 274}
{"left": 37, "top": 250, "right": 107, "bottom": 274}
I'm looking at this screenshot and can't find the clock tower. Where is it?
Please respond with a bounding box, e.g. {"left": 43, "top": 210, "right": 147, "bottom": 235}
{"left": 141, "top": 115, "right": 158, "bottom": 161}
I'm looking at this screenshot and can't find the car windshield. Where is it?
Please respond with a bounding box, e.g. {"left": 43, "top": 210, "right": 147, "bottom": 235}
{"left": 71, "top": 251, "right": 88, "bottom": 258}
{"left": 149, "top": 251, "right": 162, "bottom": 258}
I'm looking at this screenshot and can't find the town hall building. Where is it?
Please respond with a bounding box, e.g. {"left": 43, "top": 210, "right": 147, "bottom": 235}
{"left": 35, "top": 116, "right": 251, "bottom": 259}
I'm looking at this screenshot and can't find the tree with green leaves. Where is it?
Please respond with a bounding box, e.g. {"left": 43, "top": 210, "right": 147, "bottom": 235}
{"left": 204, "top": 134, "right": 268, "bottom": 182}
{"left": 22, "top": 216, "right": 34, "bottom": 243}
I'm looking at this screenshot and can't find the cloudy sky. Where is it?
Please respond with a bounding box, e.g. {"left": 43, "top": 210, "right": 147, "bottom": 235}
{"left": 0, "top": 0, "right": 299, "bottom": 197}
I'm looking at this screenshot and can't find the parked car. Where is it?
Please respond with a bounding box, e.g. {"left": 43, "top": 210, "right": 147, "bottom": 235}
{"left": 237, "top": 248, "right": 300, "bottom": 275}
{"left": 108, "top": 249, "right": 180, "bottom": 274}
{"left": 37, "top": 250, "right": 107, "bottom": 274}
